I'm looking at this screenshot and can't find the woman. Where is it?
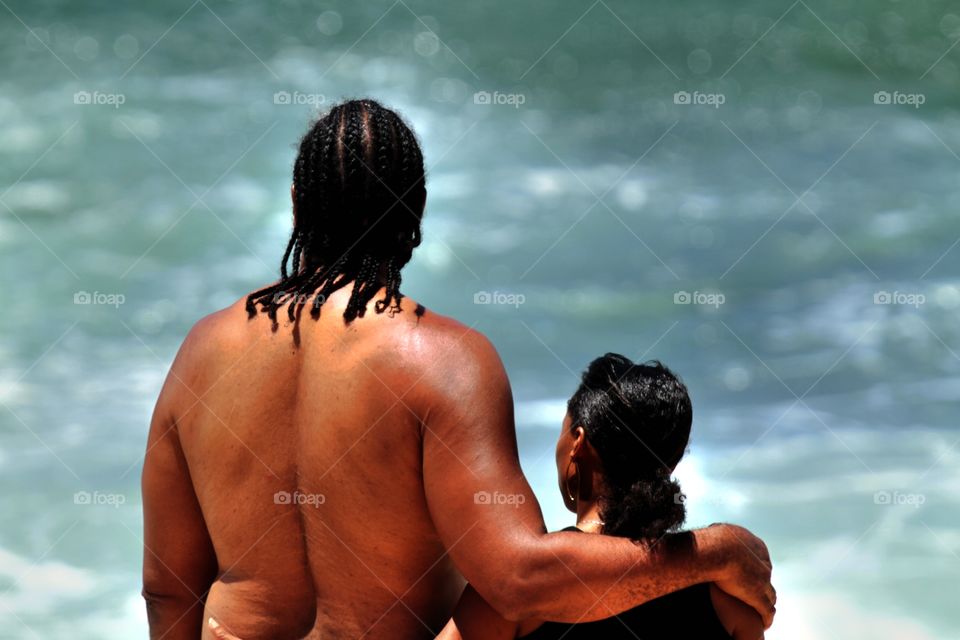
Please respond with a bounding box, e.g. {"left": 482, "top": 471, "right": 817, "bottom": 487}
{"left": 437, "top": 353, "right": 765, "bottom": 640}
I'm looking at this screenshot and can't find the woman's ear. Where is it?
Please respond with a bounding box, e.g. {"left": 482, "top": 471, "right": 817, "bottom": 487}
{"left": 570, "top": 425, "right": 586, "bottom": 458}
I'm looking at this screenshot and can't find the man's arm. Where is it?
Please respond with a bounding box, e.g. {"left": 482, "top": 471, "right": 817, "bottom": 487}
{"left": 436, "top": 583, "right": 521, "bottom": 640}
{"left": 419, "top": 327, "right": 775, "bottom": 627}
{"left": 710, "top": 583, "right": 765, "bottom": 639}
{"left": 141, "top": 325, "right": 219, "bottom": 639}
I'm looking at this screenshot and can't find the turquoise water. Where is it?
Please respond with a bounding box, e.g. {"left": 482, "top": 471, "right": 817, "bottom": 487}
{"left": 1, "top": 1, "right": 959, "bottom": 637}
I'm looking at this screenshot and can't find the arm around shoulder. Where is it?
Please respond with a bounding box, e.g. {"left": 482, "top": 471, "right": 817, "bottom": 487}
{"left": 417, "top": 324, "right": 776, "bottom": 625}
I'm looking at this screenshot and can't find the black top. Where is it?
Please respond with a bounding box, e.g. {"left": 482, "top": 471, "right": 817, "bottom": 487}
{"left": 521, "top": 527, "right": 732, "bottom": 640}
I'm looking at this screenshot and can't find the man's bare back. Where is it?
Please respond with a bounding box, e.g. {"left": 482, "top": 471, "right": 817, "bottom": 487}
{"left": 145, "top": 287, "right": 482, "bottom": 638}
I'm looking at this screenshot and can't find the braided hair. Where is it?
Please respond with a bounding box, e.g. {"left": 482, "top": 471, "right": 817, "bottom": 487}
{"left": 246, "top": 99, "right": 426, "bottom": 323}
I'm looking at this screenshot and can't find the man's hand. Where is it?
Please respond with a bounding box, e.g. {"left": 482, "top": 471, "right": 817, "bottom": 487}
{"left": 703, "top": 523, "right": 776, "bottom": 629}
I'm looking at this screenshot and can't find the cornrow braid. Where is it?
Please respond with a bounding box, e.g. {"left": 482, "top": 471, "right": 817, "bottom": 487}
{"left": 247, "top": 99, "right": 427, "bottom": 325}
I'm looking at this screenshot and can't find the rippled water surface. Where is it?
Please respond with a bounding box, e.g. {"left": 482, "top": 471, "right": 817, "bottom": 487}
{"left": 1, "top": 1, "right": 959, "bottom": 637}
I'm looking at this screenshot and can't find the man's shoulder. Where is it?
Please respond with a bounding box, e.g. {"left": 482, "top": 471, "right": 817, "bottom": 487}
{"left": 189, "top": 297, "right": 247, "bottom": 339}
{"left": 401, "top": 299, "right": 502, "bottom": 371}
{"left": 173, "top": 298, "right": 250, "bottom": 368}
{"left": 400, "top": 299, "right": 509, "bottom": 398}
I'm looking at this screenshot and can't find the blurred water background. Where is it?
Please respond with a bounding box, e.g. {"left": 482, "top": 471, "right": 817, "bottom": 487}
{"left": 1, "top": 0, "right": 959, "bottom": 637}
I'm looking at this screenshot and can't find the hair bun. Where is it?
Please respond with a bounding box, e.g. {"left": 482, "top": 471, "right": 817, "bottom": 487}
{"left": 602, "top": 469, "right": 686, "bottom": 542}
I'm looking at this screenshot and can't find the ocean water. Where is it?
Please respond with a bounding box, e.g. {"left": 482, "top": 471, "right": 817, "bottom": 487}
{"left": 1, "top": 1, "right": 959, "bottom": 637}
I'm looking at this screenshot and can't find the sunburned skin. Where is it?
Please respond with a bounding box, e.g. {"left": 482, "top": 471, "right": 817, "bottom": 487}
{"left": 142, "top": 285, "right": 775, "bottom": 640}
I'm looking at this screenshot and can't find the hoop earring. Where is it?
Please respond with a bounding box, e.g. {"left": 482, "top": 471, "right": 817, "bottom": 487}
{"left": 565, "top": 460, "right": 579, "bottom": 502}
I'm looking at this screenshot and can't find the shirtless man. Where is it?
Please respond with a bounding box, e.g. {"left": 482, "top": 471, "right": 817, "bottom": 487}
{"left": 141, "top": 99, "right": 775, "bottom": 639}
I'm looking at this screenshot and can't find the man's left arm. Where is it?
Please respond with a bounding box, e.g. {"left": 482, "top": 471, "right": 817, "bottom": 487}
{"left": 141, "top": 334, "right": 218, "bottom": 639}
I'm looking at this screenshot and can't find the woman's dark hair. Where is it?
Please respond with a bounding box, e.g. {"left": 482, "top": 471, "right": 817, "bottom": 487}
{"left": 567, "top": 353, "right": 692, "bottom": 542}
{"left": 246, "top": 98, "right": 426, "bottom": 323}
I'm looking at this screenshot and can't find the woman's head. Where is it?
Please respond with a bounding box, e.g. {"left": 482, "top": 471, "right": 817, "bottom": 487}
{"left": 247, "top": 98, "right": 426, "bottom": 323}
{"left": 556, "top": 353, "right": 692, "bottom": 541}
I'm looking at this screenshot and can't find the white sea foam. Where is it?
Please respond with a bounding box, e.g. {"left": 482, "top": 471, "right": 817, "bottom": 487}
{"left": 0, "top": 546, "right": 97, "bottom": 616}
{"left": 767, "top": 589, "right": 938, "bottom": 640}
{"left": 516, "top": 398, "right": 567, "bottom": 430}
{"left": 0, "top": 552, "right": 146, "bottom": 638}
{"left": 427, "top": 171, "right": 477, "bottom": 201}
{"left": 0, "top": 369, "right": 26, "bottom": 406}
{"left": 2, "top": 180, "right": 70, "bottom": 213}
{"left": 209, "top": 176, "right": 271, "bottom": 216}
{"left": 0, "top": 123, "right": 45, "bottom": 153}
{"left": 55, "top": 593, "right": 148, "bottom": 639}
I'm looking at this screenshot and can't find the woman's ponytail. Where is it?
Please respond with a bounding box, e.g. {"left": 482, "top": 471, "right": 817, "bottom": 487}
{"left": 600, "top": 469, "right": 686, "bottom": 541}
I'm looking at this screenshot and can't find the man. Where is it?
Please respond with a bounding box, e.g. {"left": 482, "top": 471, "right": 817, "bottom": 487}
{"left": 142, "top": 99, "right": 775, "bottom": 639}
